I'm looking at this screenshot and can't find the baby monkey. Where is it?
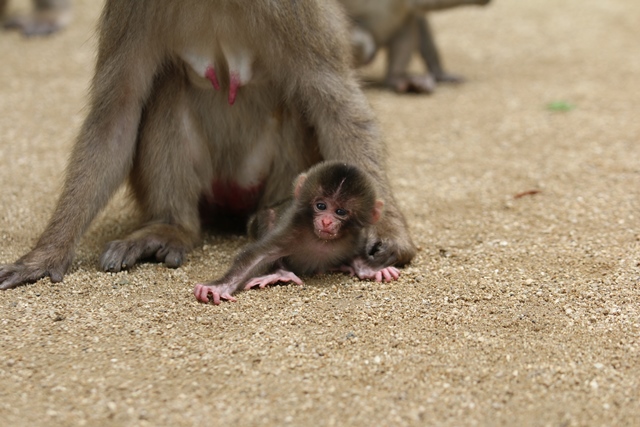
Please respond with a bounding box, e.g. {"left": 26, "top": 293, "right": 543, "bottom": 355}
{"left": 194, "top": 161, "right": 400, "bottom": 305}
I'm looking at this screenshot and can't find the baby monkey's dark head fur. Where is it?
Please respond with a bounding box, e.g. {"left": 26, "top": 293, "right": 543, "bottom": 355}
{"left": 293, "top": 161, "right": 383, "bottom": 240}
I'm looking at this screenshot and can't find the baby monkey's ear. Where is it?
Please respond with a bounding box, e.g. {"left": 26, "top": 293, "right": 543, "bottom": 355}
{"left": 371, "top": 200, "right": 385, "bottom": 224}
{"left": 293, "top": 173, "right": 308, "bottom": 200}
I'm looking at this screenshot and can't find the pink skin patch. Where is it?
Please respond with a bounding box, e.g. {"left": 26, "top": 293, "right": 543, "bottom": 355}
{"left": 228, "top": 72, "right": 241, "bottom": 105}
{"left": 210, "top": 180, "right": 261, "bottom": 212}
{"left": 338, "top": 264, "right": 401, "bottom": 283}
{"left": 374, "top": 267, "right": 401, "bottom": 282}
{"left": 194, "top": 283, "right": 237, "bottom": 305}
{"left": 244, "top": 269, "right": 304, "bottom": 290}
{"left": 205, "top": 66, "right": 220, "bottom": 90}
{"left": 203, "top": 180, "right": 264, "bottom": 213}
{"left": 314, "top": 215, "right": 339, "bottom": 240}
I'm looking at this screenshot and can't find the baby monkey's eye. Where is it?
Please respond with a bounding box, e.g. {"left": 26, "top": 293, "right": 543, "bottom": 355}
{"left": 335, "top": 208, "right": 348, "bottom": 217}
{"left": 316, "top": 202, "right": 327, "bottom": 211}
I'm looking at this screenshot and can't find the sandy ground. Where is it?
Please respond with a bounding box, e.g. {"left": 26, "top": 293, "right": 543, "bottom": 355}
{"left": 1, "top": 0, "right": 639, "bottom": 426}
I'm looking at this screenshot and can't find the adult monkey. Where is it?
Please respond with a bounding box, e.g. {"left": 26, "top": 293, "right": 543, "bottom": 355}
{"left": 340, "top": 0, "right": 491, "bottom": 93}
{"left": 1, "top": 0, "right": 71, "bottom": 36}
{"left": 0, "top": 0, "right": 416, "bottom": 289}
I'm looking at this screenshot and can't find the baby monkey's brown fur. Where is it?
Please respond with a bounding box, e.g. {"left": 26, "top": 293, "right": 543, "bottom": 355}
{"left": 194, "top": 162, "right": 400, "bottom": 305}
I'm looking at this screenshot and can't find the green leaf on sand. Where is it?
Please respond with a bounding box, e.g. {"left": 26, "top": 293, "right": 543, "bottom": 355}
{"left": 546, "top": 101, "right": 576, "bottom": 112}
